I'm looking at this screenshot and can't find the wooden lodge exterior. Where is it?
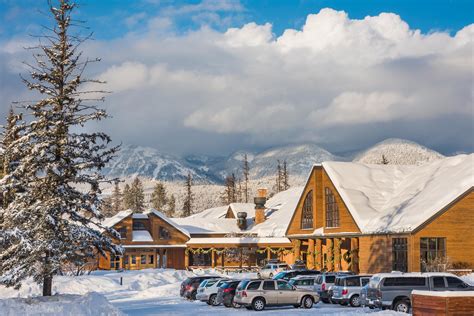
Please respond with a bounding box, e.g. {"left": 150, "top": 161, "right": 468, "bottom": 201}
{"left": 99, "top": 154, "right": 473, "bottom": 274}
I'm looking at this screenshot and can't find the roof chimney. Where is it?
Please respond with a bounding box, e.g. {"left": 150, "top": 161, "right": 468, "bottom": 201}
{"left": 254, "top": 188, "right": 267, "bottom": 225}
{"left": 237, "top": 212, "right": 247, "bottom": 230}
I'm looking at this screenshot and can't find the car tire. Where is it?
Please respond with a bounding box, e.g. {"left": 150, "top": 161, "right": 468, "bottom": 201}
{"left": 301, "top": 296, "right": 314, "bottom": 309}
{"left": 393, "top": 299, "right": 410, "bottom": 313}
{"left": 209, "top": 294, "right": 218, "bottom": 306}
{"left": 350, "top": 295, "right": 360, "bottom": 307}
{"left": 232, "top": 299, "right": 241, "bottom": 308}
{"left": 252, "top": 297, "right": 266, "bottom": 311}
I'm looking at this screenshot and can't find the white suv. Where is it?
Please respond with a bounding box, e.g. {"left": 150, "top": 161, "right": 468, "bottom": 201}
{"left": 196, "top": 278, "right": 229, "bottom": 305}
{"left": 258, "top": 263, "right": 289, "bottom": 278}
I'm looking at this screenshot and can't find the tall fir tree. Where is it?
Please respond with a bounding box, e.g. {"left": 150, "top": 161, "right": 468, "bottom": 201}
{"left": 167, "top": 194, "right": 176, "bottom": 218}
{"left": 242, "top": 153, "right": 250, "bottom": 203}
{"left": 122, "top": 184, "right": 132, "bottom": 209}
{"left": 221, "top": 173, "right": 237, "bottom": 204}
{"left": 282, "top": 160, "right": 290, "bottom": 190}
{"left": 0, "top": 0, "right": 121, "bottom": 296}
{"left": 182, "top": 172, "right": 194, "bottom": 217}
{"left": 275, "top": 160, "right": 283, "bottom": 192}
{"left": 151, "top": 182, "right": 167, "bottom": 211}
{"left": 110, "top": 181, "right": 122, "bottom": 214}
{"left": 128, "top": 178, "right": 145, "bottom": 212}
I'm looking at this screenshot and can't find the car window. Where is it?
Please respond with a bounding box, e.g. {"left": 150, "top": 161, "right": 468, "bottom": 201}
{"left": 316, "top": 276, "right": 322, "bottom": 284}
{"left": 247, "top": 281, "right": 261, "bottom": 290}
{"left": 361, "top": 278, "right": 370, "bottom": 286}
{"left": 263, "top": 281, "right": 275, "bottom": 290}
{"left": 334, "top": 278, "right": 343, "bottom": 286}
{"left": 288, "top": 279, "right": 296, "bottom": 286}
{"left": 383, "top": 277, "right": 426, "bottom": 287}
{"left": 446, "top": 277, "right": 467, "bottom": 288}
{"left": 346, "top": 277, "right": 359, "bottom": 287}
{"left": 301, "top": 279, "right": 313, "bottom": 286}
{"left": 325, "top": 275, "right": 336, "bottom": 283}
{"left": 279, "top": 264, "right": 289, "bottom": 269}
{"left": 237, "top": 280, "right": 249, "bottom": 291}
{"left": 277, "top": 280, "right": 293, "bottom": 290}
{"left": 433, "top": 277, "right": 446, "bottom": 288}
{"left": 199, "top": 280, "right": 207, "bottom": 287}
{"left": 206, "top": 280, "right": 218, "bottom": 287}
{"left": 263, "top": 264, "right": 271, "bottom": 269}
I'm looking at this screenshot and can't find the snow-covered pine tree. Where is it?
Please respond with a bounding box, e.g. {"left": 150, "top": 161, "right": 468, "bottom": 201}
{"left": 242, "top": 154, "right": 250, "bottom": 203}
{"left": 182, "top": 172, "right": 194, "bottom": 217}
{"left": 151, "top": 182, "right": 167, "bottom": 211}
{"left": 275, "top": 160, "right": 283, "bottom": 192}
{"left": 167, "top": 194, "right": 176, "bottom": 217}
{"left": 0, "top": 0, "right": 121, "bottom": 296}
{"left": 282, "top": 160, "right": 290, "bottom": 190}
{"left": 111, "top": 181, "right": 122, "bottom": 214}
{"left": 126, "top": 178, "right": 145, "bottom": 212}
{"left": 122, "top": 183, "right": 132, "bottom": 209}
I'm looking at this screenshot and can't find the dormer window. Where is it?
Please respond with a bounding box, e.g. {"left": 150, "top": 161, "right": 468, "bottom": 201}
{"left": 325, "top": 187, "right": 339, "bottom": 228}
{"left": 118, "top": 227, "right": 127, "bottom": 239}
{"left": 159, "top": 227, "right": 170, "bottom": 240}
{"left": 301, "top": 190, "right": 313, "bottom": 229}
{"left": 133, "top": 221, "right": 147, "bottom": 231}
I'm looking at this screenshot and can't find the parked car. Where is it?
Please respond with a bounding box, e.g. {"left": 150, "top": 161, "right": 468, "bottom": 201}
{"left": 331, "top": 275, "right": 372, "bottom": 307}
{"left": 290, "top": 260, "right": 307, "bottom": 270}
{"left": 273, "top": 269, "right": 321, "bottom": 281}
{"left": 367, "top": 272, "right": 473, "bottom": 313}
{"left": 216, "top": 280, "right": 241, "bottom": 308}
{"left": 180, "top": 275, "right": 220, "bottom": 300}
{"left": 359, "top": 283, "right": 375, "bottom": 309}
{"left": 314, "top": 272, "right": 355, "bottom": 303}
{"left": 196, "top": 278, "right": 229, "bottom": 305}
{"left": 257, "top": 262, "right": 290, "bottom": 278}
{"left": 288, "top": 275, "right": 319, "bottom": 290}
{"left": 234, "top": 279, "right": 319, "bottom": 311}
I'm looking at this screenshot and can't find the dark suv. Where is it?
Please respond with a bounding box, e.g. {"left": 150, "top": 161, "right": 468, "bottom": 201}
{"left": 216, "top": 280, "right": 241, "bottom": 307}
{"left": 180, "top": 275, "right": 220, "bottom": 300}
{"left": 367, "top": 272, "right": 473, "bottom": 313}
{"left": 273, "top": 269, "right": 321, "bottom": 281}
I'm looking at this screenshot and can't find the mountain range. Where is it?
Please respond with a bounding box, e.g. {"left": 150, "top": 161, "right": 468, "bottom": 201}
{"left": 102, "top": 138, "right": 446, "bottom": 184}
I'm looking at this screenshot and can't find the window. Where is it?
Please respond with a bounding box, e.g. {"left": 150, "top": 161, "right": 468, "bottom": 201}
{"left": 392, "top": 238, "right": 408, "bottom": 272}
{"left": 383, "top": 277, "right": 426, "bottom": 287}
{"left": 433, "top": 277, "right": 446, "bottom": 288}
{"left": 110, "top": 256, "right": 121, "bottom": 269}
{"left": 325, "top": 275, "right": 336, "bottom": 283}
{"left": 133, "top": 221, "right": 147, "bottom": 230}
{"left": 148, "top": 255, "right": 154, "bottom": 264}
{"left": 131, "top": 256, "right": 137, "bottom": 264}
{"left": 325, "top": 188, "right": 339, "bottom": 227}
{"left": 301, "top": 191, "right": 314, "bottom": 229}
{"left": 118, "top": 227, "right": 127, "bottom": 239}
{"left": 159, "top": 227, "right": 171, "bottom": 240}
{"left": 277, "top": 280, "right": 293, "bottom": 290}
{"left": 247, "top": 281, "right": 261, "bottom": 290}
{"left": 420, "top": 238, "right": 446, "bottom": 271}
{"left": 361, "top": 278, "right": 370, "bottom": 286}
{"left": 141, "top": 255, "right": 146, "bottom": 264}
{"left": 346, "top": 277, "right": 360, "bottom": 287}
{"left": 263, "top": 281, "right": 275, "bottom": 290}
{"left": 446, "top": 277, "right": 468, "bottom": 289}
{"left": 206, "top": 280, "right": 218, "bottom": 287}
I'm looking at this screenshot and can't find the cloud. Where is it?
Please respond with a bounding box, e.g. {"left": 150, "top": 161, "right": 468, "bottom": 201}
{"left": 0, "top": 8, "right": 472, "bottom": 155}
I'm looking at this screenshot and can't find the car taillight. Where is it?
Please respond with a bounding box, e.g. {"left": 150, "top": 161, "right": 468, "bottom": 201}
{"left": 223, "top": 288, "right": 232, "bottom": 293}
{"left": 185, "top": 285, "right": 192, "bottom": 290}
{"left": 242, "top": 290, "right": 247, "bottom": 297}
{"left": 342, "top": 289, "right": 348, "bottom": 295}
{"left": 322, "top": 283, "right": 326, "bottom": 291}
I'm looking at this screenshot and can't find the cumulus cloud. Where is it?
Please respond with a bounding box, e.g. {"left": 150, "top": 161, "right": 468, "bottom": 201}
{"left": 0, "top": 8, "right": 472, "bottom": 155}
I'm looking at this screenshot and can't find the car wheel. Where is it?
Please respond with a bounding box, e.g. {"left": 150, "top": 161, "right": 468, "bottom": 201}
{"left": 232, "top": 299, "right": 241, "bottom": 308}
{"left": 393, "top": 299, "right": 410, "bottom": 313}
{"left": 209, "top": 294, "right": 218, "bottom": 306}
{"left": 301, "top": 296, "right": 314, "bottom": 309}
{"left": 350, "top": 295, "right": 360, "bottom": 307}
{"left": 252, "top": 297, "right": 266, "bottom": 311}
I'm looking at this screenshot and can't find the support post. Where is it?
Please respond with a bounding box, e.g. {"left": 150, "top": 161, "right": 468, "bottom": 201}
{"left": 221, "top": 250, "right": 225, "bottom": 268}
{"left": 327, "top": 238, "right": 334, "bottom": 271}
{"left": 267, "top": 248, "right": 271, "bottom": 261}
{"left": 315, "top": 239, "right": 322, "bottom": 270}
{"left": 184, "top": 249, "right": 189, "bottom": 269}
{"left": 351, "top": 238, "right": 360, "bottom": 274}
{"left": 294, "top": 240, "right": 301, "bottom": 262}
{"left": 307, "top": 239, "right": 315, "bottom": 269}
{"left": 159, "top": 248, "right": 164, "bottom": 269}
{"left": 334, "top": 238, "right": 342, "bottom": 271}
{"left": 239, "top": 248, "right": 243, "bottom": 269}
{"left": 153, "top": 249, "right": 158, "bottom": 268}
{"left": 211, "top": 249, "right": 216, "bottom": 268}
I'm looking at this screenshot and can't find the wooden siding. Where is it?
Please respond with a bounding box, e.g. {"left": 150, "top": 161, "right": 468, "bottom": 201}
{"left": 410, "top": 190, "right": 474, "bottom": 272}
{"left": 358, "top": 235, "right": 393, "bottom": 274}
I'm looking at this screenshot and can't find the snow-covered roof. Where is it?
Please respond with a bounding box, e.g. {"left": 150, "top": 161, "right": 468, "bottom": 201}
{"left": 102, "top": 210, "right": 133, "bottom": 228}
{"left": 175, "top": 187, "right": 304, "bottom": 238}
{"left": 186, "top": 205, "right": 228, "bottom": 219}
{"left": 228, "top": 203, "right": 256, "bottom": 218}
{"left": 147, "top": 209, "right": 191, "bottom": 238}
{"left": 321, "top": 154, "right": 473, "bottom": 233}
{"left": 186, "top": 237, "right": 291, "bottom": 246}
{"left": 132, "top": 230, "right": 153, "bottom": 242}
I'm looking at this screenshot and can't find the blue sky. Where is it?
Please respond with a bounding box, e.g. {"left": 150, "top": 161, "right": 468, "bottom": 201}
{"left": 0, "top": 0, "right": 473, "bottom": 156}
{"left": 1, "top": 0, "right": 472, "bottom": 40}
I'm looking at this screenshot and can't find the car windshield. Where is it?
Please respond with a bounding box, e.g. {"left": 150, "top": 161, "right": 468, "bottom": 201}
{"left": 236, "top": 280, "right": 249, "bottom": 291}
{"left": 198, "top": 280, "right": 207, "bottom": 287}
{"left": 273, "top": 272, "right": 286, "bottom": 279}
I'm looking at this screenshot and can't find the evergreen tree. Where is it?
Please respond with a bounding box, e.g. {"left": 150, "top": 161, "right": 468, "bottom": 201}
{"left": 167, "top": 194, "right": 176, "bottom": 217}
{"left": 242, "top": 153, "right": 250, "bottom": 203}
{"left": 129, "top": 178, "right": 145, "bottom": 212}
{"left": 221, "top": 173, "right": 237, "bottom": 204}
{"left": 282, "top": 160, "right": 290, "bottom": 190}
{"left": 0, "top": 0, "right": 121, "bottom": 296}
{"left": 110, "top": 181, "right": 122, "bottom": 214}
{"left": 122, "top": 184, "right": 132, "bottom": 209}
{"left": 151, "top": 182, "right": 167, "bottom": 211}
{"left": 275, "top": 160, "right": 283, "bottom": 192}
{"left": 182, "top": 172, "right": 194, "bottom": 217}
{"left": 101, "top": 196, "right": 114, "bottom": 217}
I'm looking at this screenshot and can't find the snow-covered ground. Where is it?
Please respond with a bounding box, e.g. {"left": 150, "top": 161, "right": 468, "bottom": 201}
{"left": 1, "top": 269, "right": 473, "bottom": 315}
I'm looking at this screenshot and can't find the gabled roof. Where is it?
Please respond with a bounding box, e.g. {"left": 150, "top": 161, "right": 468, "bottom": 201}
{"left": 102, "top": 210, "right": 133, "bottom": 228}
{"left": 147, "top": 209, "right": 191, "bottom": 238}
{"left": 322, "top": 154, "right": 473, "bottom": 233}
{"left": 228, "top": 203, "right": 256, "bottom": 218}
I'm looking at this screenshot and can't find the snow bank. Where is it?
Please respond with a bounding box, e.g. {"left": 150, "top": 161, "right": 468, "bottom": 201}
{"left": 0, "top": 292, "right": 123, "bottom": 316}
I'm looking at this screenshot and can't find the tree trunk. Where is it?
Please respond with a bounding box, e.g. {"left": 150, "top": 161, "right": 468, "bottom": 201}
{"left": 43, "top": 274, "right": 53, "bottom": 296}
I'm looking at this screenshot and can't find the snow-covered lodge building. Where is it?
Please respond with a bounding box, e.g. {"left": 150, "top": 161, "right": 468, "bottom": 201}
{"left": 99, "top": 154, "right": 473, "bottom": 274}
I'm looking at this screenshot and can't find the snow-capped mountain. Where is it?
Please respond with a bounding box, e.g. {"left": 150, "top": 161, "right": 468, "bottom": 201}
{"left": 104, "top": 139, "right": 445, "bottom": 183}
{"left": 353, "top": 138, "right": 444, "bottom": 165}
